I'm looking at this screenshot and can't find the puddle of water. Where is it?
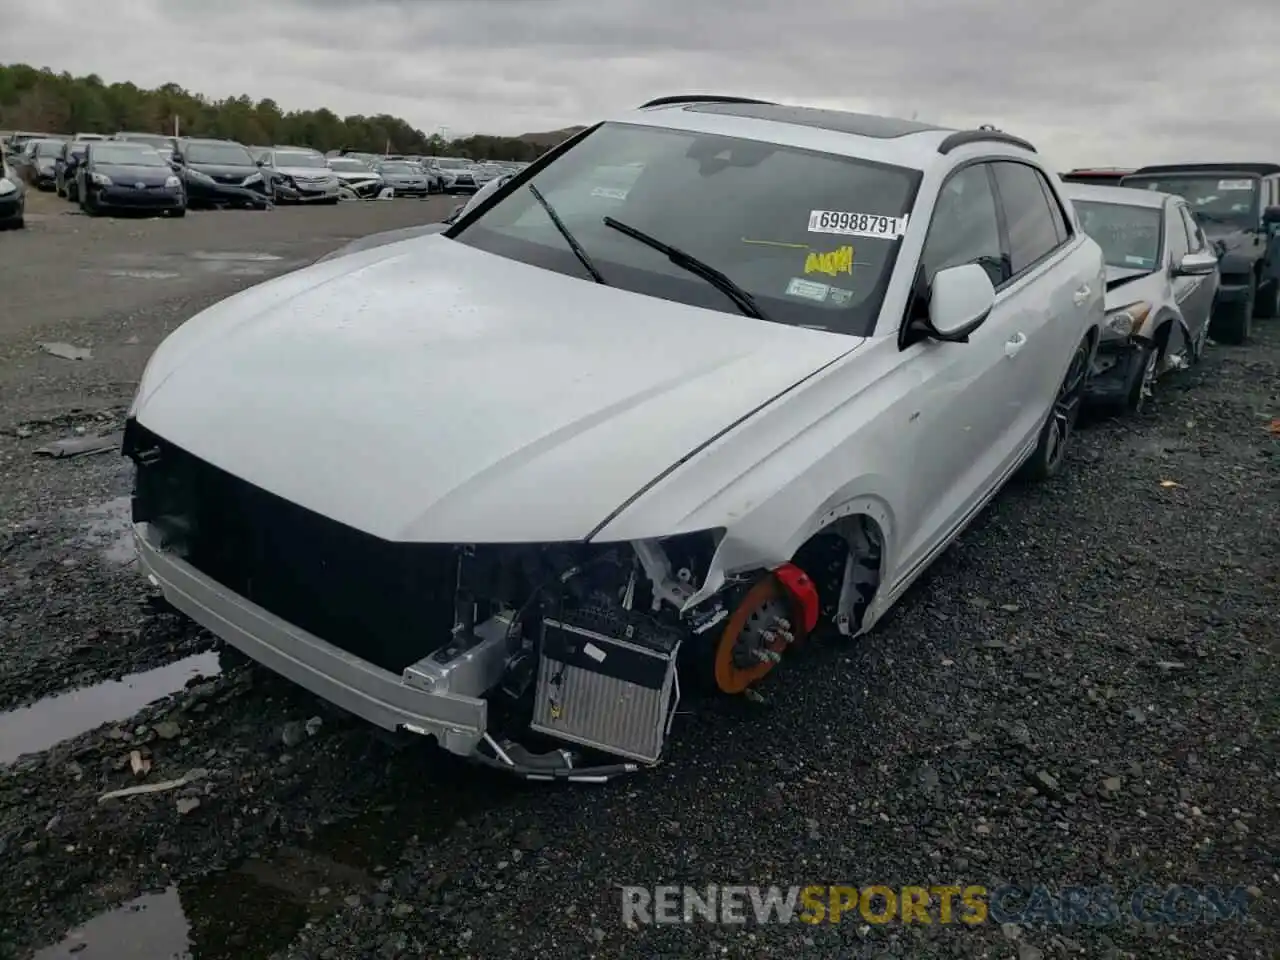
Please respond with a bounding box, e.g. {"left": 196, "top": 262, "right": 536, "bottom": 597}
{"left": 0, "top": 652, "right": 222, "bottom": 764}
{"left": 188, "top": 252, "right": 282, "bottom": 262}
{"left": 74, "top": 495, "right": 135, "bottom": 566}
{"left": 32, "top": 888, "right": 192, "bottom": 959}
{"left": 103, "top": 269, "right": 182, "bottom": 281}
{"left": 32, "top": 868, "right": 310, "bottom": 960}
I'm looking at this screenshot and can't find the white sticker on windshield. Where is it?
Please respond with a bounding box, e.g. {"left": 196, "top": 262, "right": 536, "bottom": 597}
{"left": 785, "top": 277, "right": 831, "bottom": 302}
{"left": 1218, "top": 179, "right": 1253, "bottom": 191}
{"left": 808, "top": 210, "right": 906, "bottom": 238}
{"left": 827, "top": 286, "right": 854, "bottom": 306}
{"left": 591, "top": 186, "right": 628, "bottom": 200}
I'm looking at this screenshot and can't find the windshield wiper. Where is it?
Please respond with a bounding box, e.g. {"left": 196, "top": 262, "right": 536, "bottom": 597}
{"left": 602, "top": 216, "right": 771, "bottom": 323}
{"left": 527, "top": 184, "right": 607, "bottom": 285}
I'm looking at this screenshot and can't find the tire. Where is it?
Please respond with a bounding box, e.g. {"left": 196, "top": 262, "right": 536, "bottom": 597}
{"left": 1209, "top": 280, "right": 1254, "bottom": 345}
{"left": 13, "top": 216, "right": 24, "bottom": 229}
{"left": 1254, "top": 275, "right": 1280, "bottom": 319}
{"left": 170, "top": 207, "right": 186, "bottom": 218}
{"left": 1023, "top": 334, "right": 1091, "bottom": 481}
{"left": 1122, "top": 341, "right": 1159, "bottom": 414}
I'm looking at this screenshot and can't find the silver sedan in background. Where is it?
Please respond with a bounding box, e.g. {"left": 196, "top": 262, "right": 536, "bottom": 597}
{"left": 1066, "top": 183, "right": 1220, "bottom": 412}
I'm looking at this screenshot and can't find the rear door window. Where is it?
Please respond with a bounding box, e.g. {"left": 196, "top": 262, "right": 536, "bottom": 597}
{"left": 991, "top": 162, "right": 1066, "bottom": 276}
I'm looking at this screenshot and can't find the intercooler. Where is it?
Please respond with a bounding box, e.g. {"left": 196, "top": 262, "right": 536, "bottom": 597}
{"left": 530, "top": 599, "right": 682, "bottom": 763}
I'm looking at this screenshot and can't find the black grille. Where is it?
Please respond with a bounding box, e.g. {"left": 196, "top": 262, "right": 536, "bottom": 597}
{"left": 129, "top": 424, "right": 458, "bottom": 674}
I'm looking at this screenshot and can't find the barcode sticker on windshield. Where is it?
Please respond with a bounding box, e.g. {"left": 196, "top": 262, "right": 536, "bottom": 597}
{"left": 808, "top": 210, "right": 906, "bottom": 238}
{"left": 1218, "top": 179, "right": 1253, "bottom": 190}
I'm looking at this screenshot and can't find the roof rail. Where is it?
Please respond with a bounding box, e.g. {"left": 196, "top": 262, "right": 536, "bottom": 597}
{"left": 937, "top": 126, "right": 1037, "bottom": 155}
{"left": 638, "top": 95, "right": 776, "bottom": 109}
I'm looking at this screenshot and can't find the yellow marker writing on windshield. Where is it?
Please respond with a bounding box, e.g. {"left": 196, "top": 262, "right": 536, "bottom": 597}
{"left": 805, "top": 245, "right": 854, "bottom": 277}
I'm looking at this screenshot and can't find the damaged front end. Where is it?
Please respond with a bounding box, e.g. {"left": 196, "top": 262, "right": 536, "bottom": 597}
{"left": 124, "top": 420, "right": 827, "bottom": 782}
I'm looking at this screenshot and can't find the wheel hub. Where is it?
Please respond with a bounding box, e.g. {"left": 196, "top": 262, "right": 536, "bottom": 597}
{"left": 729, "top": 596, "right": 793, "bottom": 670}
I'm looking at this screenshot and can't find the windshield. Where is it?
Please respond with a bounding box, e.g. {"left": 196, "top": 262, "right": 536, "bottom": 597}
{"left": 33, "top": 140, "right": 65, "bottom": 157}
{"left": 1073, "top": 201, "right": 1164, "bottom": 271}
{"left": 436, "top": 158, "right": 469, "bottom": 169}
{"left": 379, "top": 162, "right": 417, "bottom": 174}
{"left": 453, "top": 121, "right": 920, "bottom": 335}
{"left": 275, "top": 151, "right": 326, "bottom": 168}
{"left": 329, "top": 158, "right": 371, "bottom": 171}
{"left": 92, "top": 143, "right": 169, "bottom": 166}
{"left": 185, "top": 142, "right": 254, "bottom": 165}
{"left": 1124, "top": 175, "right": 1258, "bottom": 226}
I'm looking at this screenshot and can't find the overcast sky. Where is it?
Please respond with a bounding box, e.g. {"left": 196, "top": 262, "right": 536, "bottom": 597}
{"left": 4, "top": 0, "right": 1277, "bottom": 167}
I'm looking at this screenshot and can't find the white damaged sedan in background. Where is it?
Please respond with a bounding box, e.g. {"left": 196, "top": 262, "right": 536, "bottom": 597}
{"left": 124, "top": 95, "right": 1104, "bottom": 782}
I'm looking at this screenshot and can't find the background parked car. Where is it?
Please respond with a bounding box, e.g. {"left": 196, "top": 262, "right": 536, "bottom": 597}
{"left": 76, "top": 140, "right": 186, "bottom": 218}
{"left": 1061, "top": 167, "right": 1136, "bottom": 186}
{"left": 1067, "top": 183, "right": 1219, "bottom": 408}
{"left": 1121, "top": 162, "right": 1280, "bottom": 339}
{"left": 432, "top": 156, "right": 477, "bottom": 193}
{"left": 54, "top": 140, "right": 91, "bottom": 200}
{"left": 113, "top": 132, "right": 178, "bottom": 156}
{"left": 0, "top": 152, "right": 25, "bottom": 228}
{"left": 372, "top": 159, "right": 430, "bottom": 197}
{"left": 326, "top": 156, "right": 386, "bottom": 199}
{"left": 14, "top": 137, "right": 63, "bottom": 189}
{"left": 258, "top": 147, "right": 342, "bottom": 204}
{"left": 172, "top": 138, "right": 270, "bottom": 209}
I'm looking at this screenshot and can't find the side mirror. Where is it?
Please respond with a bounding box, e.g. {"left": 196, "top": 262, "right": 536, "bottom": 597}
{"left": 1174, "top": 250, "right": 1218, "bottom": 276}
{"left": 1262, "top": 205, "right": 1280, "bottom": 225}
{"left": 927, "top": 263, "right": 996, "bottom": 341}
{"left": 255, "top": 158, "right": 264, "bottom": 167}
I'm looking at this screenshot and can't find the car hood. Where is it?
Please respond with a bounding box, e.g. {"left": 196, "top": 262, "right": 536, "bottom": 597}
{"left": 278, "top": 165, "right": 334, "bottom": 179}
{"left": 133, "top": 236, "right": 859, "bottom": 543}
{"left": 1103, "top": 266, "right": 1162, "bottom": 309}
{"left": 332, "top": 169, "right": 379, "bottom": 182}
{"left": 188, "top": 162, "right": 258, "bottom": 179}
{"left": 99, "top": 163, "right": 173, "bottom": 184}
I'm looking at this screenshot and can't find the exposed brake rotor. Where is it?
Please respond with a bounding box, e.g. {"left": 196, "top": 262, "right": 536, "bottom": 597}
{"left": 712, "top": 575, "right": 802, "bottom": 695}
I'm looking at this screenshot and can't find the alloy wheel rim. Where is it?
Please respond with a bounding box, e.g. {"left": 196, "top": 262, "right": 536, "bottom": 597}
{"left": 1048, "top": 344, "right": 1088, "bottom": 468}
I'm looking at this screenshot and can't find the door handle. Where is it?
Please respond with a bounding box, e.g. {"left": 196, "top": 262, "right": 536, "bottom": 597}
{"left": 1005, "top": 332, "right": 1027, "bottom": 358}
{"left": 1072, "top": 284, "right": 1091, "bottom": 305}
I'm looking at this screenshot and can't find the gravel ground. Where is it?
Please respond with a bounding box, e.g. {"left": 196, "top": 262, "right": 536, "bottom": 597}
{"left": 0, "top": 196, "right": 1275, "bottom": 960}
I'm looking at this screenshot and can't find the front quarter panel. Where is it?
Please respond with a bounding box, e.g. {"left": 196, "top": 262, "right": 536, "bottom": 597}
{"left": 593, "top": 336, "right": 916, "bottom": 587}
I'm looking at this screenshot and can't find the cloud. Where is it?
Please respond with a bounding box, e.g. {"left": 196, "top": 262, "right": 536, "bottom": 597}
{"left": 3, "top": 0, "right": 1278, "bottom": 166}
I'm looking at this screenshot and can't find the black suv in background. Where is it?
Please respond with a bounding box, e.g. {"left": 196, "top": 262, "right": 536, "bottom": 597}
{"left": 171, "top": 138, "right": 270, "bottom": 209}
{"left": 1121, "top": 163, "right": 1280, "bottom": 343}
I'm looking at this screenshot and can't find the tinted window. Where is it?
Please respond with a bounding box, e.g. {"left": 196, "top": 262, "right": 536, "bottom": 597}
{"left": 992, "top": 162, "right": 1063, "bottom": 274}
{"left": 1073, "top": 201, "right": 1163, "bottom": 270}
{"left": 274, "top": 151, "right": 326, "bottom": 168}
{"left": 91, "top": 144, "right": 168, "bottom": 166}
{"left": 921, "top": 163, "right": 1005, "bottom": 288}
{"left": 1167, "top": 207, "right": 1189, "bottom": 263}
{"left": 1122, "top": 175, "right": 1259, "bottom": 228}
{"left": 1039, "top": 178, "right": 1071, "bottom": 243}
{"left": 1177, "top": 205, "right": 1209, "bottom": 254}
{"left": 185, "top": 142, "right": 254, "bottom": 165}
{"left": 455, "top": 121, "right": 921, "bottom": 336}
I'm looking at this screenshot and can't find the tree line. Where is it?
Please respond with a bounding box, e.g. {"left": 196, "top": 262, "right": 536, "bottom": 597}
{"left": 0, "top": 63, "right": 562, "bottom": 161}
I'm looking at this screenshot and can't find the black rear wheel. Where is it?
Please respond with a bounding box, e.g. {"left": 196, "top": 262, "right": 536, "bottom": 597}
{"left": 1210, "top": 281, "right": 1254, "bottom": 345}
{"left": 1023, "top": 335, "right": 1090, "bottom": 481}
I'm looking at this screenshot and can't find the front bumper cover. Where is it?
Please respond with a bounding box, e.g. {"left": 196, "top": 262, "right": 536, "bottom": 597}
{"left": 1085, "top": 335, "right": 1147, "bottom": 402}
{"left": 133, "top": 522, "right": 643, "bottom": 782}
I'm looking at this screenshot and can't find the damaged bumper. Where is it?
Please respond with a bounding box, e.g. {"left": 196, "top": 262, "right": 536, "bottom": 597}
{"left": 1084, "top": 336, "right": 1147, "bottom": 403}
{"left": 134, "top": 521, "right": 491, "bottom": 754}
{"left": 134, "top": 524, "right": 647, "bottom": 782}
{"left": 187, "top": 180, "right": 270, "bottom": 207}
